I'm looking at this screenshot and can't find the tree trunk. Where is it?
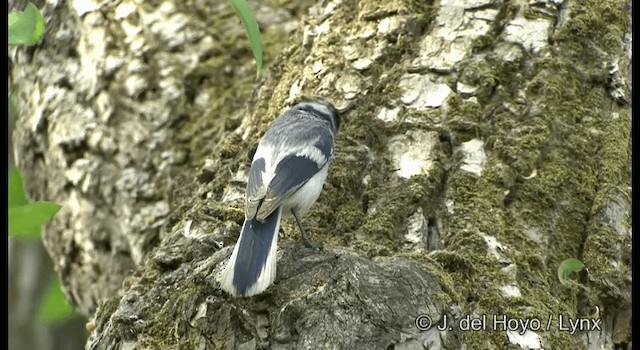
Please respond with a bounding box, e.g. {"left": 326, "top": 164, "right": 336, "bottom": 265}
{"left": 11, "top": 0, "right": 631, "bottom": 349}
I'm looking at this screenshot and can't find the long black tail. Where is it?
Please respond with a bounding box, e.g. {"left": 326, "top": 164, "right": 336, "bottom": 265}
{"left": 219, "top": 208, "right": 282, "bottom": 297}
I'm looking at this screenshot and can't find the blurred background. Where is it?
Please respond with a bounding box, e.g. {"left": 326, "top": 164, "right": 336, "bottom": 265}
{"left": 9, "top": 1, "right": 88, "bottom": 349}
{"left": 8, "top": 240, "right": 87, "bottom": 350}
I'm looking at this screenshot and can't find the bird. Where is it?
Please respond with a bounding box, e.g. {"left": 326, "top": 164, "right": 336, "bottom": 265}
{"left": 219, "top": 99, "right": 340, "bottom": 297}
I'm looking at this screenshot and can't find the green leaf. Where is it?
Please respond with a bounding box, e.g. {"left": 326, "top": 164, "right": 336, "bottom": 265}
{"left": 37, "top": 279, "right": 77, "bottom": 323}
{"left": 228, "top": 0, "right": 263, "bottom": 78}
{"left": 557, "top": 258, "right": 585, "bottom": 285}
{"left": 9, "top": 167, "right": 29, "bottom": 208}
{"left": 9, "top": 201, "right": 61, "bottom": 240}
{"left": 9, "top": 3, "right": 45, "bottom": 46}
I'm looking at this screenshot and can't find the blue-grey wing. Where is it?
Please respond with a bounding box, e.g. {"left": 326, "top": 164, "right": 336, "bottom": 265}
{"left": 245, "top": 157, "right": 267, "bottom": 218}
{"left": 255, "top": 154, "right": 322, "bottom": 220}
{"left": 246, "top": 110, "right": 335, "bottom": 221}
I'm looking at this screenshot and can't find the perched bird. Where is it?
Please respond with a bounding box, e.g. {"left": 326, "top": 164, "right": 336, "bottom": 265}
{"left": 219, "top": 99, "right": 340, "bottom": 297}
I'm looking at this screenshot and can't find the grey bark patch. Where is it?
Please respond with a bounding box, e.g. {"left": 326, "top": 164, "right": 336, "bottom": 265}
{"left": 86, "top": 237, "right": 450, "bottom": 349}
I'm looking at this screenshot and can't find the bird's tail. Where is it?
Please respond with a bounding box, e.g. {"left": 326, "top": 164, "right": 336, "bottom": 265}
{"left": 219, "top": 208, "right": 281, "bottom": 297}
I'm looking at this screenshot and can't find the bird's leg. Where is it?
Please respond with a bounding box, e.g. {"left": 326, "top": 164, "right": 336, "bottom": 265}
{"left": 291, "top": 209, "right": 323, "bottom": 250}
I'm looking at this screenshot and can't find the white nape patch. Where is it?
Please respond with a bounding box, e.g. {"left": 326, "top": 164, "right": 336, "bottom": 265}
{"left": 388, "top": 130, "right": 438, "bottom": 179}
{"left": 405, "top": 208, "right": 428, "bottom": 245}
{"left": 399, "top": 74, "right": 452, "bottom": 108}
{"left": 500, "top": 284, "right": 521, "bottom": 298}
{"left": 507, "top": 330, "right": 542, "bottom": 349}
{"left": 301, "top": 101, "right": 332, "bottom": 120}
{"left": 459, "top": 139, "right": 486, "bottom": 176}
{"left": 376, "top": 107, "right": 401, "bottom": 122}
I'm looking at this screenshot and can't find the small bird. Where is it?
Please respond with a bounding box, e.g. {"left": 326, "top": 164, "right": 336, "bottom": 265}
{"left": 219, "top": 99, "right": 340, "bottom": 297}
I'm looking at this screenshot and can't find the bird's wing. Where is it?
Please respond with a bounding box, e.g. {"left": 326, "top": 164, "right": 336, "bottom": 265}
{"left": 255, "top": 153, "right": 323, "bottom": 220}
{"left": 245, "top": 157, "right": 267, "bottom": 218}
{"left": 246, "top": 121, "right": 334, "bottom": 221}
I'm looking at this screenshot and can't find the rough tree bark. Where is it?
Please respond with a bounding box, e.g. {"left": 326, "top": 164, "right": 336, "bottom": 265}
{"left": 11, "top": 0, "right": 631, "bottom": 349}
